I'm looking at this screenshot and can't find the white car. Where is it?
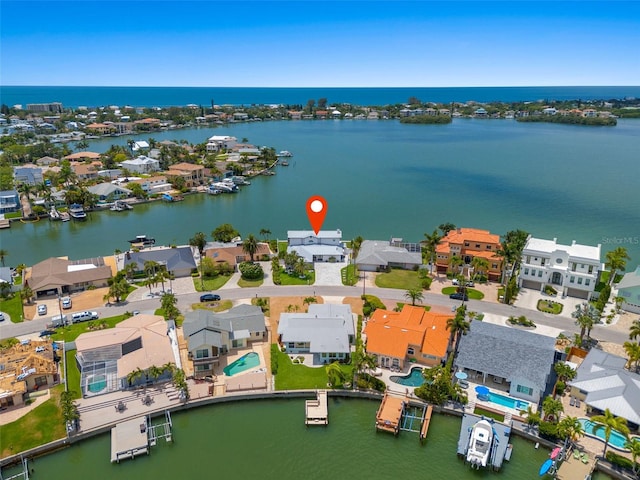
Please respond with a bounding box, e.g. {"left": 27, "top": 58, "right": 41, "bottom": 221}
{"left": 61, "top": 296, "right": 72, "bottom": 309}
{"left": 37, "top": 304, "right": 48, "bottom": 315}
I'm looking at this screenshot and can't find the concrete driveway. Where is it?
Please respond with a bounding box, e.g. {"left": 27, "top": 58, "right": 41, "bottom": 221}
{"left": 514, "top": 287, "right": 584, "bottom": 319}
{"left": 313, "top": 261, "right": 346, "bottom": 286}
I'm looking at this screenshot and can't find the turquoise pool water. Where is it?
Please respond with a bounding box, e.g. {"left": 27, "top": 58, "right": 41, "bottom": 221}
{"left": 223, "top": 352, "right": 260, "bottom": 376}
{"left": 487, "top": 391, "right": 530, "bottom": 411}
{"left": 87, "top": 374, "right": 107, "bottom": 393}
{"left": 578, "top": 418, "right": 635, "bottom": 450}
{"left": 390, "top": 368, "right": 424, "bottom": 387}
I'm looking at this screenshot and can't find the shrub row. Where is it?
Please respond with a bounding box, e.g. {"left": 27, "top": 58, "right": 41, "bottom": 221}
{"left": 270, "top": 344, "right": 279, "bottom": 375}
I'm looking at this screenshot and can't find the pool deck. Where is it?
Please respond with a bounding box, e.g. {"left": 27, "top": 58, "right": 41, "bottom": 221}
{"left": 110, "top": 416, "right": 148, "bottom": 463}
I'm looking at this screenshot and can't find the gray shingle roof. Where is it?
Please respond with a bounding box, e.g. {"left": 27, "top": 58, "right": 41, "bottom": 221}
{"left": 455, "top": 321, "right": 556, "bottom": 392}
{"left": 570, "top": 349, "right": 640, "bottom": 425}
{"left": 125, "top": 247, "right": 196, "bottom": 272}
{"left": 355, "top": 240, "right": 421, "bottom": 267}
{"left": 183, "top": 304, "right": 265, "bottom": 347}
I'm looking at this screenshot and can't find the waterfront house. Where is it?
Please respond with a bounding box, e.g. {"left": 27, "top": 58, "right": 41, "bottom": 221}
{"left": 71, "top": 161, "right": 102, "bottom": 181}
{"left": 454, "top": 321, "right": 556, "bottom": 404}
{"left": 123, "top": 246, "right": 197, "bottom": 278}
{"left": 120, "top": 155, "right": 160, "bottom": 174}
{"left": 435, "top": 228, "right": 502, "bottom": 280}
{"left": 364, "top": 305, "right": 451, "bottom": 370}
{"left": 355, "top": 239, "right": 422, "bottom": 272}
{"left": 130, "top": 175, "right": 173, "bottom": 195}
{"left": 75, "top": 314, "right": 178, "bottom": 397}
{"left": 0, "top": 340, "right": 59, "bottom": 408}
{"left": 287, "top": 229, "right": 345, "bottom": 263}
{"left": 133, "top": 118, "right": 161, "bottom": 131}
{"left": 36, "top": 156, "right": 59, "bottom": 166}
{"left": 183, "top": 305, "right": 266, "bottom": 378}
{"left": 517, "top": 236, "right": 601, "bottom": 300}
{"left": 288, "top": 111, "right": 303, "bottom": 120}
{"left": 13, "top": 165, "right": 44, "bottom": 186}
{"left": 204, "top": 242, "right": 272, "bottom": 270}
{"left": 0, "top": 190, "right": 20, "bottom": 214}
{"left": 206, "top": 135, "right": 237, "bottom": 152}
{"left": 87, "top": 183, "right": 132, "bottom": 203}
{"left": 616, "top": 266, "right": 640, "bottom": 314}
{"left": 277, "top": 304, "right": 355, "bottom": 365}
{"left": 569, "top": 349, "right": 640, "bottom": 431}
{"left": 26, "top": 256, "right": 114, "bottom": 297}
{"left": 86, "top": 122, "right": 115, "bottom": 135}
{"left": 64, "top": 151, "right": 101, "bottom": 162}
{"left": 165, "top": 162, "right": 205, "bottom": 187}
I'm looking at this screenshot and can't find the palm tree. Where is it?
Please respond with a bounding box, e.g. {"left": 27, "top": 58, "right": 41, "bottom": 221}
{"left": 446, "top": 306, "right": 470, "bottom": 355}
{"left": 242, "top": 234, "right": 258, "bottom": 262}
{"left": 20, "top": 285, "right": 33, "bottom": 305}
{"left": 629, "top": 319, "right": 640, "bottom": 341}
{"left": 123, "top": 262, "right": 138, "bottom": 280}
{"left": 471, "top": 256, "right": 489, "bottom": 281}
{"left": 148, "top": 365, "right": 164, "bottom": 383}
{"left": 405, "top": 288, "right": 423, "bottom": 306}
{"left": 438, "top": 223, "right": 456, "bottom": 236}
{"left": 605, "top": 247, "right": 630, "bottom": 285}
{"left": 557, "top": 416, "right": 584, "bottom": 447}
{"left": 351, "top": 236, "right": 364, "bottom": 260}
{"left": 519, "top": 405, "right": 541, "bottom": 433}
{"left": 0, "top": 249, "right": 7, "bottom": 267}
{"left": 126, "top": 367, "right": 144, "bottom": 387}
{"left": 423, "top": 229, "right": 441, "bottom": 275}
{"left": 592, "top": 408, "right": 630, "bottom": 456}
{"left": 259, "top": 228, "right": 271, "bottom": 242}
{"left": 189, "top": 231, "right": 207, "bottom": 288}
{"left": 303, "top": 296, "right": 317, "bottom": 308}
{"left": 326, "top": 361, "right": 346, "bottom": 388}
{"left": 624, "top": 437, "right": 640, "bottom": 475}
{"left": 105, "top": 277, "right": 129, "bottom": 303}
{"left": 542, "top": 395, "right": 564, "bottom": 422}
{"left": 449, "top": 255, "right": 463, "bottom": 276}
{"left": 623, "top": 341, "right": 640, "bottom": 373}
{"left": 572, "top": 302, "right": 599, "bottom": 342}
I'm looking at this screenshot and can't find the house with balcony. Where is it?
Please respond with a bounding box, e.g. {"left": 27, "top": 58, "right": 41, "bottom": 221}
{"left": 517, "top": 236, "right": 602, "bottom": 300}
{"left": 435, "top": 228, "right": 502, "bottom": 280}
{"left": 120, "top": 156, "right": 160, "bottom": 174}
{"left": 165, "top": 162, "right": 205, "bottom": 187}
{"left": 71, "top": 161, "right": 102, "bottom": 181}
{"left": 206, "top": 135, "right": 237, "bottom": 152}
{"left": 364, "top": 305, "right": 451, "bottom": 370}
{"left": 617, "top": 266, "right": 640, "bottom": 314}
{"left": 86, "top": 123, "right": 115, "bottom": 135}
{"left": 455, "top": 321, "right": 556, "bottom": 404}
{"left": 183, "top": 305, "right": 266, "bottom": 378}
{"left": 0, "top": 190, "right": 20, "bottom": 214}
{"left": 277, "top": 304, "right": 355, "bottom": 365}
{"left": 130, "top": 176, "right": 173, "bottom": 195}
{"left": 287, "top": 229, "right": 345, "bottom": 263}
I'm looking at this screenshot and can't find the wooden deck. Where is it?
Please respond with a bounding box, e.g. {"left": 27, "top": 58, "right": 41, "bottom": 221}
{"left": 110, "top": 416, "right": 149, "bottom": 463}
{"left": 305, "top": 390, "right": 328, "bottom": 425}
{"left": 555, "top": 449, "right": 595, "bottom": 480}
{"left": 420, "top": 404, "right": 433, "bottom": 442}
{"left": 375, "top": 392, "right": 405, "bottom": 435}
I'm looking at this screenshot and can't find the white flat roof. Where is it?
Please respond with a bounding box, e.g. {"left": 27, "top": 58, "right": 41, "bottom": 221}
{"left": 288, "top": 230, "right": 342, "bottom": 239}
{"left": 525, "top": 237, "right": 600, "bottom": 261}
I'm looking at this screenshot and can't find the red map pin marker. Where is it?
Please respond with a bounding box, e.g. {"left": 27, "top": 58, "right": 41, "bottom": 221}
{"left": 306, "top": 195, "right": 327, "bottom": 235}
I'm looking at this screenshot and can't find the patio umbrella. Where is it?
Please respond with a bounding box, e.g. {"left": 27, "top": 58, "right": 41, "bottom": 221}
{"left": 475, "top": 385, "right": 489, "bottom": 395}
{"left": 455, "top": 371, "right": 468, "bottom": 380}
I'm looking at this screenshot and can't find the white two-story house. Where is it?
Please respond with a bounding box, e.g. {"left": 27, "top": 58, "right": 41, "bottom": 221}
{"left": 287, "top": 229, "right": 345, "bottom": 263}
{"left": 518, "top": 236, "right": 602, "bottom": 300}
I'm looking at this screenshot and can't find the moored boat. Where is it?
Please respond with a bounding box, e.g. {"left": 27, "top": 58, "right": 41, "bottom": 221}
{"left": 128, "top": 235, "right": 155, "bottom": 247}
{"left": 466, "top": 419, "right": 494, "bottom": 469}
{"left": 277, "top": 150, "right": 293, "bottom": 157}
{"left": 212, "top": 181, "right": 238, "bottom": 193}
{"left": 68, "top": 203, "right": 87, "bottom": 220}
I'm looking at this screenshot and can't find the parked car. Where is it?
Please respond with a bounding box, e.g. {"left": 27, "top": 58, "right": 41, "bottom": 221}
{"left": 200, "top": 293, "right": 221, "bottom": 302}
{"left": 451, "top": 278, "right": 459, "bottom": 285}
{"left": 449, "top": 292, "right": 469, "bottom": 301}
{"left": 37, "top": 304, "right": 48, "bottom": 315}
{"left": 71, "top": 311, "right": 99, "bottom": 323}
{"left": 465, "top": 281, "right": 475, "bottom": 287}
{"left": 0, "top": 312, "right": 4, "bottom": 322}
{"left": 39, "top": 330, "right": 56, "bottom": 337}
{"left": 61, "top": 296, "right": 72, "bottom": 309}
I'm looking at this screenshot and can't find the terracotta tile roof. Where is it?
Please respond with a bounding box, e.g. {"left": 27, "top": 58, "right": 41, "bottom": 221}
{"left": 364, "top": 306, "right": 451, "bottom": 360}
{"left": 205, "top": 244, "right": 271, "bottom": 267}
{"left": 64, "top": 151, "right": 101, "bottom": 160}
{"left": 436, "top": 227, "right": 501, "bottom": 254}
{"left": 170, "top": 162, "right": 204, "bottom": 171}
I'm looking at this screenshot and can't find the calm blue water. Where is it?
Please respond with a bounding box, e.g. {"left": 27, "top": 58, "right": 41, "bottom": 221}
{"left": 2, "top": 118, "right": 640, "bottom": 268}
{"left": 223, "top": 352, "right": 260, "bottom": 376}
{"left": 2, "top": 86, "right": 640, "bottom": 108}
{"left": 578, "top": 418, "right": 636, "bottom": 450}
{"left": 390, "top": 367, "right": 425, "bottom": 387}
{"left": 487, "top": 392, "right": 530, "bottom": 411}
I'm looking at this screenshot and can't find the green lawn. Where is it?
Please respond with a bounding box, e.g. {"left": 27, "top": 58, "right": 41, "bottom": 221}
{"left": 277, "top": 241, "right": 288, "bottom": 255}
{"left": 0, "top": 294, "right": 24, "bottom": 322}
{"left": 537, "top": 299, "right": 563, "bottom": 314}
{"left": 441, "top": 287, "right": 485, "bottom": 300}
{"left": 0, "top": 384, "right": 66, "bottom": 458}
{"left": 237, "top": 277, "right": 264, "bottom": 288}
{"left": 374, "top": 268, "right": 421, "bottom": 290}
{"left": 193, "top": 274, "right": 232, "bottom": 291}
{"left": 595, "top": 271, "right": 623, "bottom": 292}
{"left": 65, "top": 349, "right": 82, "bottom": 399}
{"left": 50, "top": 314, "right": 128, "bottom": 342}
{"left": 341, "top": 264, "right": 359, "bottom": 286}
{"left": 273, "top": 348, "right": 352, "bottom": 390}
{"left": 191, "top": 299, "right": 233, "bottom": 313}
{"left": 474, "top": 406, "right": 505, "bottom": 422}
{"left": 279, "top": 270, "right": 315, "bottom": 286}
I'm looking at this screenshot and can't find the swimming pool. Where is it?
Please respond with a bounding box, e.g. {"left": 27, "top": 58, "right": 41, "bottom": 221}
{"left": 223, "top": 352, "right": 261, "bottom": 376}
{"left": 87, "top": 374, "right": 107, "bottom": 393}
{"left": 578, "top": 418, "right": 635, "bottom": 451}
{"left": 390, "top": 367, "right": 424, "bottom": 387}
{"left": 486, "top": 391, "right": 530, "bottom": 411}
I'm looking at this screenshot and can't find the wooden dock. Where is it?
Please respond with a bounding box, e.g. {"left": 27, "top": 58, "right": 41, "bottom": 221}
{"left": 457, "top": 413, "right": 513, "bottom": 471}
{"left": 419, "top": 404, "right": 433, "bottom": 442}
{"left": 555, "top": 448, "right": 595, "bottom": 480}
{"left": 305, "top": 390, "right": 328, "bottom": 425}
{"left": 0, "top": 218, "right": 9, "bottom": 229}
{"left": 375, "top": 392, "right": 405, "bottom": 435}
{"left": 110, "top": 416, "right": 149, "bottom": 463}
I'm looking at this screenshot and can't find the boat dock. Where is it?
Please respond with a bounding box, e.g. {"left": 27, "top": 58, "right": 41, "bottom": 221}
{"left": 457, "top": 413, "right": 513, "bottom": 471}
{"left": 110, "top": 411, "right": 173, "bottom": 463}
{"left": 0, "top": 457, "right": 29, "bottom": 480}
{"left": 305, "top": 390, "right": 328, "bottom": 425}
{"left": 420, "top": 404, "right": 433, "bottom": 442}
{"left": 555, "top": 448, "right": 595, "bottom": 479}
{"left": 375, "top": 392, "right": 405, "bottom": 435}
{"left": 375, "top": 392, "right": 432, "bottom": 441}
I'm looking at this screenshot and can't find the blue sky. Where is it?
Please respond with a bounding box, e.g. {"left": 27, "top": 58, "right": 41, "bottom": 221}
{"left": 2, "top": 1, "right": 639, "bottom": 87}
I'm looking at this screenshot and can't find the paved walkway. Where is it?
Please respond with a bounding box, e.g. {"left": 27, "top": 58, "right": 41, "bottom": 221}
{"left": 0, "top": 390, "right": 50, "bottom": 426}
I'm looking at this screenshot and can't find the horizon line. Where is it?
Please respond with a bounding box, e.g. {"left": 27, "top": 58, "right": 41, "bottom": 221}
{"left": 2, "top": 85, "right": 640, "bottom": 89}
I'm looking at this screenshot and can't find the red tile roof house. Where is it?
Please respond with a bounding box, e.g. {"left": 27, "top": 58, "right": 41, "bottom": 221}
{"left": 435, "top": 228, "right": 503, "bottom": 281}
{"left": 204, "top": 243, "right": 272, "bottom": 271}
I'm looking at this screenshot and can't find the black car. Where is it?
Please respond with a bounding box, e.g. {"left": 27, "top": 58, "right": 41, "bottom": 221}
{"left": 200, "top": 293, "right": 221, "bottom": 302}
{"left": 449, "top": 293, "right": 469, "bottom": 301}
{"left": 40, "top": 330, "right": 56, "bottom": 337}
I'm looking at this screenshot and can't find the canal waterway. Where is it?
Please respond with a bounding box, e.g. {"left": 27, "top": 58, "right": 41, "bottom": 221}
{"left": 0, "top": 398, "right": 611, "bottom": 479}
{"left": 2, "top": 118, "right": 639, "bottom": 267}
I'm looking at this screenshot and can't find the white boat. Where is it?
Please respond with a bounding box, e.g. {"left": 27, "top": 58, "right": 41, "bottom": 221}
{"left": 49, "top": 206, "right": 61, "bottom": 221}
{"left": 466, "top": 419, "right": 494, "bottom": 468}
{"left": 230, "top": 175, "right": 251, "bottom": 185}
{"left": 277, "top": 150, "right": 293, "bottom": 157}
{"left": 68, "top": 203, "right": 87, "bottom": 220}
{"left": 128, "top": 235, "right": 155, "bottom": 247}
{"left": 207, "top": 185, "right": 222, "bottom": 195}
{"left": 212, "top": 181, "right": 238, "bottom": 193}
{"left": 110, "top": 200, "right": 133, "bottom": 211}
